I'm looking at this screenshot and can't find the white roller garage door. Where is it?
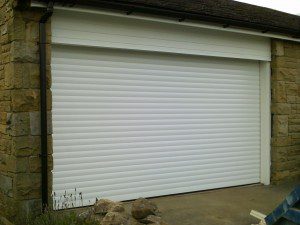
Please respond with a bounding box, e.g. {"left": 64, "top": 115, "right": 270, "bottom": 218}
{"left": 52, "top": 45, "right": 261, "bottom": 205}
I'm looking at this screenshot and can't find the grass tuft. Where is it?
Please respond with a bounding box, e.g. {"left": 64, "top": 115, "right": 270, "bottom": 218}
{"left": 14, "top": 209, "right": 98, "bottom": 225}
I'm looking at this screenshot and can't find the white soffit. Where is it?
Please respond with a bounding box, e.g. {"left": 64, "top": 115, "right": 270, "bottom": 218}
{"left": 52, "top": 9, "right": 271, "bottom": 61}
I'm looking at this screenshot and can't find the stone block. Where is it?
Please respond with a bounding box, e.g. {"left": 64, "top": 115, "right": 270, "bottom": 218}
{"left": 48, "top": 154, "right": 53, "bottom": 171}
{"left": 1, "top": 52, "right": 11, "bottom": 65}
{"left": 271, "top": 150, "right": 286, "bottom": 163}
{"left": 0, "top": 101, "right": 11, "bottom": 112}
{"left": 291, "top": 133, "right": 300, "bottom": 139}
{"left": 15, "top": 8, "right": 43, "bottom": 22}
{"left": 0, "top": 8, "right": 5, "bottom": 25}
{"left": 291, "top": 138, "right": 300, "bottom": 147}
{"left": 28, "top": 156, "right": 40, "bottom": 173}
{"left": 3, "top": 63, "right": 16, "bottom": 89}
{"left": 14, "top": 173, "right": 41, "bottom": 189}
{"left": 29, "top": 154, "right": 53, "bottom": 173}
{"left": 272, "top": 145, "right": 294, "bottom": 156}
{"left": 7, "top": 16, "right": 25, "bottom": 41}
{"left": 18, "top": 199, "right": 42, "bottom": 216}
{"left": 29, "top": 111, "right": 52, "bottom": 135}
{"left": 0, "top": 138, "right": 11, "bottom": 154}
{"left": 0, "top": 90, "right": 10, "bottom": 101}
{"left": 13, "top": 156, "right": 29, "bottom": 173}
{"left": 0, "top": 112, "right": 8, "bottom": 124}
{"left": 272, "top": 115, "right": 288, "bottom": 136}
{"left": 0, "top": 174, "right": 13, "bottom": 197}
{"left": 289, "top": 144, "right": 300, "bottom": 154}
{"left": 25, "top": 21, "right": 38, "bottom": 43}
{"left": 271, "top": 56, "right": 299, "bottom": 69}
{"left": 271, "top": 136, "right": 292, "bottom": 147}
{"left": 271, "top": 40, "right": 285, "bottom": 56}
{"left": 11, "top": 89, "right": 39, "bottom": 112}
{"left": 29, "top": 112, "right": 39, "bottom": 136}
{"left": 14, "top": 173, "right": 42, "bottom": 200}
{"left": 284, "top": 41, "right": 300, "bottom": 51}
{"left": 289, "top": 125, "right": 300, "bottom": 133}
{"left": 1, "top": 21, "right": 7, "bottom": 35}
{"left": 6, "top": 112, "right": 30, "bottom": 136}
{"left": 271, "top": 103, "right": 291, "bottom": 115}
{"left": 1, "top": 31, "right": 9, "bottom": 45}
{"left": 287, "top": 95, "right": 297, "bottom": 103}
{"left": 11, "top": 41, "right": 39, "bottom": 63}
{"left": 272, "top": 160, "right": 299, "bottom": 171}
{"left": 11, "top": 136, "right": 40, "bottom": 157}
{"left": 286, "top": 83, "right": 298, "bottom": 96}
{"left": 284, "top": 48, "right": 300, "bottom": 59}
{"left": 271, "top": 170, "right": 290, "bottom": 182}
{"left": 289, "top": 117, "right": 300, "bottom": 125}
{"left": 0, "top": 68, "right": 4, "bottom": 80}
{"left": 297, "top": 104, "right": 300, "bottom": 114}
{"left": 4, "top": 63, "right": 31, "bottom": 89}
{"left": 0, "top": 153, "right": 16, "bottom": 173}
{"left": 272, "top": 68, "right": 296, "bottom": 82}
{"left": 28, "top": 63, "right": 41, "bottom": 88}
{"left": 16, "top": 186, "right": 41, "bottom": 200}
{"left": 297, "top": 73, "right": 300, "bottom": 85}
{"left": 0, "top": 124, "right": 7, "bottom": 133}
{"left": 272, "top": 81, "right": 286, "bottom": 103}
{"left": 1, "top": 43, "right": 12, "bottom": 64}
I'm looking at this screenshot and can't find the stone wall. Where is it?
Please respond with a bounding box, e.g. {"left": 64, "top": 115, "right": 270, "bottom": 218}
{"left": 271, "top": 39, "right": 300, "bottom": 183}
{"left": 0, "top": 0, "right": 52, "bottom": 221}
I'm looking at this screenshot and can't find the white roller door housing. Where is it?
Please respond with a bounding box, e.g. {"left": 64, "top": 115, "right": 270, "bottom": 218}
{"left": 51, "top": 8, "right": 271, "bottom": 206}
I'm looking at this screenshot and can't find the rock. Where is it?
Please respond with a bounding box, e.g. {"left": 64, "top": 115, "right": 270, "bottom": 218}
{"left": 110, "top": 203, "right": 125, "bottom": 213}
{"left": 131, "top": 198, "right": 159, "bottom": 220}
{"left": 77, "top": 210, "right": 92, "bottom": 221}
{"left": 140, "top": 215, "right": 161, "bottom": 224}
{"left": 94, "top": 199, "right": 115, "bottom": 214}
{"left": 89, "top": 213, "right": 105, "bottom": 223}
{"left": 140, "top": 215, "right": 168, "bottom": 225}
{"left": 86, "top": 198, "right": 168, "bottom": 225}
{"left": 129, "top": 217, "right": 144, "bottom": 225}
{"left": 94, "top": 199, "right": 124, "bottom": 215}
{"left": 101, "top": 212, "right": 129, "bottom": 225}
{"left": 78, "top": 209, "right": 105, "bottom": 223}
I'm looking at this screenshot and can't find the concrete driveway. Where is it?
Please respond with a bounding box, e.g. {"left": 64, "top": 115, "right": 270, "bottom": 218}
{"left": 148, "top": 182, "right": 298, "bottom": 225}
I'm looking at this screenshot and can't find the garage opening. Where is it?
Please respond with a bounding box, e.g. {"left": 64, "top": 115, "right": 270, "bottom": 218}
{"left": 52, "top": 45, "right": 261, "bottom": 206}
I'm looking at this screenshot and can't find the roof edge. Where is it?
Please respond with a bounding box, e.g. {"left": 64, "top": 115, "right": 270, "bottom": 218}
{"left": 32, "top": 0, "right": 300, "bottom": 37}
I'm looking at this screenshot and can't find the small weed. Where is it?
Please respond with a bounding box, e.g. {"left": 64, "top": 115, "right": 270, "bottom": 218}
{"left": 52, "top": 189, "right": 98, "bottom": 210}
{"left": 12, "top": 189, "right": 99, "bottom": 225}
